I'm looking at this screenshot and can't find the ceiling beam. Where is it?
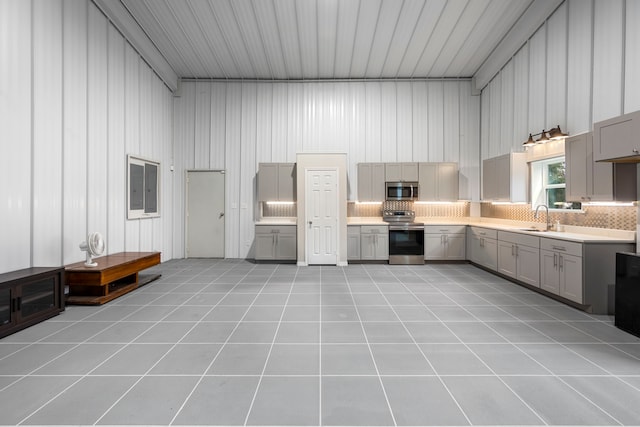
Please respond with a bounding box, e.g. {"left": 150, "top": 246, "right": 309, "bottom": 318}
{"left": 472, "top": 0, "right": 564, "bottom": 92}
{"left": 92, "top": 0, "right": 179, "bottom": 91}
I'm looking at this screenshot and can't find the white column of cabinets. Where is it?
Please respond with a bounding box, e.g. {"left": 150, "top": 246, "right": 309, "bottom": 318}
{"left": 497, "top": 231, "right": 540, "bottom": 288}
{"left": 424, "top": 225, "right": 466, "bottom": 260}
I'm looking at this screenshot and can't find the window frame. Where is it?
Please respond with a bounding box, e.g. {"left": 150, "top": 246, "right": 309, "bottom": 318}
{"left": 530, "top": 156, "right": 582, "bottom": 212}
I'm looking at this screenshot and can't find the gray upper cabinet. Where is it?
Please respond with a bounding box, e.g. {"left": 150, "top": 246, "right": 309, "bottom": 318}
{"left": 482, "top": 153, "right": 527, "bottom": 202}
{"left": 418, "top": 163, "right": 459, "bottom": 201}
{"left": 257, "top": 163, "right": 295, "bottom": 202}
{"left": 566, "top": 132, "right": 637, "bottom": 202}
{"left": 593, "top": 110, "right": 640, "bottom": 162}
{"left": 357, "top": 163, "right": 385, "bottom": 202}
{"left": 385, "top": 163, "right": 418, "bottom": 181}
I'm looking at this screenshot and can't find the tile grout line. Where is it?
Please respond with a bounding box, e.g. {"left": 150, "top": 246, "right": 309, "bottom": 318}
{"left": 341, "top": 266, "right": 398, "bottom": 427}
{"left": 383, "top": 264, "right": 549, "bottom": 426}
{"left": 13, "top": 261, "right": 217, "bottom": 425}
{"left": 450, "top": 265, "right": 626, "bottom": 425}
{"left": 91, "top": 261, "right": 261, "bottom": 426}
{"left": 167, "top": 263, "right": 282, "bottom": 426}
{"left": 241, "top": 264, "right": 300, "bottom": 427}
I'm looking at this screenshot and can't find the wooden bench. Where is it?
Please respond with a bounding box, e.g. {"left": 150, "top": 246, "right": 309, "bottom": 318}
{"left": 65, "top": 252, "right": 161, "bottom": 305}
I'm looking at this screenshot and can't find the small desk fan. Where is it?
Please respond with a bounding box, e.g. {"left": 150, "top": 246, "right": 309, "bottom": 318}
{"left": 79, "top": 232, "right": 105, "bottom": 267}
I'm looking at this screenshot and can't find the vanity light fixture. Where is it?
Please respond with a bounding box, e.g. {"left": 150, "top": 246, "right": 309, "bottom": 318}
{"left": 548, "top": 125, "right": 568, "bottom": 140}
{"left": 536, "top": 130, "right": 550, "bottom": 144}
{"left": 522, "top": 125, "right": 569, "bottom": 147}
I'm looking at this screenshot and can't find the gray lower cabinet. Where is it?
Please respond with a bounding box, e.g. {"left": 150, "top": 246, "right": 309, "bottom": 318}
{"left": 467, "top": 227, "right": 498, "bottom": 270}
{"left": 424, "top": 225, "right": 466, "bottom": 260}
{"left": 360, "top": 225, "right": 388, "bottom": 260}
{"left": 255, "top": 225, "right": 296, "bottom": 260}
{"left": 347, "top": 226, "right": 361, "bottom": 261}
{"left": 539, "top": 238, "right": 583, "bottom": 303}
{"left": 497, "top": 231, "right": 540, "bottom": 288}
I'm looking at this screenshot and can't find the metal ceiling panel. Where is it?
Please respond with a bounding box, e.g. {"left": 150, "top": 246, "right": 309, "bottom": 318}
{"left": 333, "top": 0, "right": 360, "bottom": 78}
{"left": 457, "top": 0, "right": 532, "bottom": 77}
{"left": 119, "top": 0, "right": 543, "bottom": 80}
{"left": 349, "top": 0, "right": 382, "bottom": 77}
{"left": 395, "top": 0, "right": 447, "bottom": 77}
{"left": 380, "top": 0, "right": 428, "bottom": 77}
{"left": 427, "top": 0, "right": 491, "bottom": 77}
{"left": 317, "top": 0, "right": 338, "bottom": 78}
{"left": 363, "top": 0, "right": 404, "bottom": 78}
{"left": 273, "top": 0, "right": 303, "bottom": 78}
{"left": 252, "top": 0, "right": 288, "bottom": 79}
{"left": 296, "top": 0, "right": 319, "bottom": 78}
{"left": 412, "top": 0, "right": 468, "bottom": 77}
{"left": 230, "top": 0, "right": 272, "bottom": 78}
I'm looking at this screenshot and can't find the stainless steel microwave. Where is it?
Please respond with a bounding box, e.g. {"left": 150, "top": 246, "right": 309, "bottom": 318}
{"left": 385, "top": 181, "right": 419, "bottom": 201}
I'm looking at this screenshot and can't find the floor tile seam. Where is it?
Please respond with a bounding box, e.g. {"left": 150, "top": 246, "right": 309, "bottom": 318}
{"left": 168, "top": 264, "right": 287, "bottom": 427}
{"left": 241, "top": 265, "right": 304, "bottom": 427}
{"left": 11, "top": 372, "right": 634, "bottom": 378}
{"left": 522, "top": 322, "right": 623, "bottom": 377}
{"left": 615, "top": 376, "right": 640, "bottom": 394}
{"left": 383, "top": 265, "right": 548, "bottom": 426}
{"left": 341, "top": 267, "right": 398, "bottom": 427}
{"left": 97, "top": 263, "right": 268, "bottom": 427}
{"left": 373, "top": 267, "right": 476, "bottom": 425}
{"left": 554, "top": 320, "right": 640, "bottom": 361}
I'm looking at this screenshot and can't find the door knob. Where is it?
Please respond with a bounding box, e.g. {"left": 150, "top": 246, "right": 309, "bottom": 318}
{"left": 219, "top": 212, "right": 224, "bottom": 218}
{"left": 308, "top": 221, "right": 312, "bottom": 227}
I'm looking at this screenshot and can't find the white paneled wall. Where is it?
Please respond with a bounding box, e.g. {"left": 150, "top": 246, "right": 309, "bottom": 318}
{"left": 174, "top": 80, "right": 480, "bottom": 259}
{"left": 480, "top": 0, "right": 640, "bottom": 158}
{"left": 0, "top": 0, "right": 174, "bottom": 274}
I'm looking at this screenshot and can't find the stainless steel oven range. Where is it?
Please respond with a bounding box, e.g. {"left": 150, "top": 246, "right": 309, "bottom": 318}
{"left": 383, "top": 210, "right": 424, "bottom": 265}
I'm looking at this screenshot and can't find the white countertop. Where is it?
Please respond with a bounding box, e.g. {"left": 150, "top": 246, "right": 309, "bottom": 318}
{"left": 259, "top": 216, "right": 635, "bottom": 244}
{"left": 255, "top": 217, "right": 297, "bottom": 226}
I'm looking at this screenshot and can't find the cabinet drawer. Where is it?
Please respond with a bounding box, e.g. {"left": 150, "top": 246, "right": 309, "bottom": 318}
{"left": 424, "top": 225, "right": 466, "bottom": 234}
{"left": 540, "top": 238, "right": 582, "bottom": 257}
{"left": 255, "top": 225, "right": 296, "bottom": 235}
{"left": 468, "top": 227, "right": 497, "bottom": 240}
{"left": 348, "top": 226, "right": 361, "bottom": 235}
{"left": 498, "top": 231, "right": 539, "bottom": 248}
{"left": 361, "top": 225, "right": 388, "bottom": 235}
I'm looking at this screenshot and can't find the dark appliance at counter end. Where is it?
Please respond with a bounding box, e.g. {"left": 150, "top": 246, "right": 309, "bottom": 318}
{"left": 615, "top": 252, "right": 640, "bottom": 338}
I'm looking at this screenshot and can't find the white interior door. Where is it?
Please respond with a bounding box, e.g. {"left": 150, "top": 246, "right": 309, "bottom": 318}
{"left": 306, "top": 169, "right": 338, "bottom": 265}
{"left": 186, "top": 170, "right": 225, "bottom": 258}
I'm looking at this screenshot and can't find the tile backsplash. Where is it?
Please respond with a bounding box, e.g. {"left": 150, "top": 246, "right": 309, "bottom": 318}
{"left": 262, "top": 200, "right": 636, "bottom": 232}
{"left": 481, "top": 203, "right": 637, "bottom": 231}
{"left": 348, "top": 201, "right": 470, "bottom": 218}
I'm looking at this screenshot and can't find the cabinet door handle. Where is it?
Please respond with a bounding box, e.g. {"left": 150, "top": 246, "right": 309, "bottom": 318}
{"left": 511, "top": 244, "right": 515, "bottom": 256}
{"left": 444, "top": 235, "right": 448, "bottom": 244}
{"left": 16, "top": 297, "right": 21, "bottom": 311}
{"left": 559, "top": 255, "right": 564, "bottom": 271}
{"left": 554, "top": 253, "right": 558, "bottom": 268}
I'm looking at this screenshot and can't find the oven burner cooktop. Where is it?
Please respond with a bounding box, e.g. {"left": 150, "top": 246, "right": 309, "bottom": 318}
{"left": 383, "top": 209, "right": 416, "bottom": 223}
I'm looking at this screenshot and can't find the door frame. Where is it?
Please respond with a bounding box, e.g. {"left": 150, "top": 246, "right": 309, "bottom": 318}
{"left": 185, "top": 169, "right": 225, "bottom": 258}
{"left": 304, "top": 167, "right": 340, "bottom": 266}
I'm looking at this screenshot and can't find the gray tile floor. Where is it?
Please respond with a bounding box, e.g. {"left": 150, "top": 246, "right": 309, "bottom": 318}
{"left": 2, "top": 259, "right": 640, "bottom": 426}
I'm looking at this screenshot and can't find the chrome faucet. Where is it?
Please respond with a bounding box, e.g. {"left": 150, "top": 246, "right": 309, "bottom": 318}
{"left": 534, "top": 204, "right": 550, "bottom": 231}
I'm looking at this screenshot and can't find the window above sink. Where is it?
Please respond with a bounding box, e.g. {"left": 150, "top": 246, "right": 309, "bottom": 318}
{"left": 531, "top": 156, "right": 582, "bottom": 212}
